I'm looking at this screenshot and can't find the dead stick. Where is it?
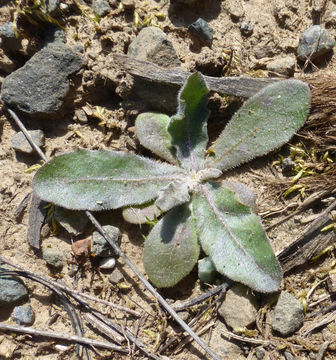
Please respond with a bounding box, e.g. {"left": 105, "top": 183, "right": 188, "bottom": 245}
{"left": 113, "top": 54, "right": 276, "bottom": 98}
{"left": 5, "top": 106, "right": 221, "bottom": 360}
{"left": 277, "top": 198, "right": 336, "bottom": 273}
{"left": 0, "top": 322, "right": 128, "bottom": 353}
{"left": 0, "top": 256, "right": 140, "bottom": 317}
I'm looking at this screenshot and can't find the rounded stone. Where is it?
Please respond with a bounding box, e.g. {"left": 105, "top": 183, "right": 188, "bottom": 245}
{"left": 12, "top": 304, "right": 35, "bottom": 326}
{"left": 42, "top": 247, "right": 64, "bottom": 269}
{"left": 297, "top": 25, "right": 335, "bottom": 61}
{"left": 218, "top": 284, "right": 259, "bottom": 329}
{"left": 271, "top": 291, "right": 304, "bottom": 336}
{"left": 0, "top": 269, "right": 28, "bottom": 306}
{"left": 91, "top": 225, "right": 121, "bottom": 258}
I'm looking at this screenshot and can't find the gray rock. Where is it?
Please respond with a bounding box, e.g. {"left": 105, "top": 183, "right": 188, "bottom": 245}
{"left": 1, "top": 43, "right": 84, "bottom": 116}
{"left": 297, "top": 25, "right": 335, "bottom": 61}
{"left": 218, "top": 284, "right": 259, "bottom": 329}
{"left": 54, "top": 206, "right": 89, "bottom": 236}
{"left": 266, "top": 56, "right": 295, "bottom": 76}
{"left": 281, "top": 157, "right": 295, "bottom": 176}
{"left": 91, "top": 225, "right": 121, "bottom": 258}
{"left": 227, "top": 0, "right": 244, "bottom": 20}
{"left": 284, "top": 351, "right": 296, "bottom": 360}
{"left": 177, "top": 310, "right": 189, "bottom": 322}
{"left": 45, "top": 0, "right": 60, "bottom": 16}
{"left": 271, "top": 291, "right": 304, "bottom": 336}
{"left": 255, "top": 346, "right": 266, "bottom": 359}
{"left": 43, "top": 247, "right": 64, "bottom": 269}
{"left": 0, "top": 22, "right": 20, "bottom": 50}
{"left": 198, "top": 257, "right": 217, "bottom": 283}
{"left": 240, "top": 21, "right": 253, "bottom": 36}
{"left": 210, "top": 321, "right": 245, "bottom": 360}
{"left": 12, "top": 304, "right": 35, "bottom": 326}
{"left": 0, "top": 268, "right": 28, "bottom": 306}
{"left": 11, "top": 130, "right": 45, "bottom": 154}
{"left": 44, "top": 27, "right": 66, "bottom": 44}
{"left": 108, "top": 269, "right": 124, "bottom": 284}
{"left": 127, "top": 26, "right": 180, "bottom": 112}
{"left": 188, "top": 18, "right": 214, "bottom": 46}
{"left": 93, "top": 0, "right": 111, "bottom": 17}
{"left": 128, "top": 26, "right": 180, "bottom": 68}
{"left": 0, "top": 22, "right": 15, "bottom": 39}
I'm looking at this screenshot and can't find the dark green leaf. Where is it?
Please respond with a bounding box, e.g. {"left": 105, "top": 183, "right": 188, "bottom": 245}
{"left": 168, "top": 72, "right": 209, "bottom": 171}
{"left": 193, "top": 182, "right": 282, "bottom": 292}
{"left": 144, "top": 205, "right": 200, "bottom": 288}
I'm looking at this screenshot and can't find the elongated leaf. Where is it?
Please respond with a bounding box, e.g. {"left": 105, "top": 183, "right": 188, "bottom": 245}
{"left": 205, "top": 79, "right": 311, "bottom": 171}
{"left": 135, "top": 112, "right": 178, "bottom": 165}
{"left": 33, "top": 149, "right": 187, "bottom": 211}
{"left": 143, "top": 204, "right": 200, "bottom": 288}
{"left": 168, "top": 72, "right": 209, "bottom": 172}
{"left": 193, "top": 182, "right": 282, "bottom": 293}
{"left": 122, "top": 203, "right": 161, "bottom": 224}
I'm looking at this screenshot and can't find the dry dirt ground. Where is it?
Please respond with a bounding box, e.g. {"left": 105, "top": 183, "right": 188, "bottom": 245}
{"left": 0, "top": 0, "right": 336, "bottom": 359}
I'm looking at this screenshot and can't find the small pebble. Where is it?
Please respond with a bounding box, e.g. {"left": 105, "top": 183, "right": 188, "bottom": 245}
{"left": 266, "top": 56, "right": 295, "bottom": 76}
{"left": 93, "top": 0, "right": 111, "bottom": 17}
{"left": 71, "top": 238, "right": 90, "bottom": 258}
{"left": 121, "top": 0, "right": 135, "bottom": 9}
{"left": 188, "top": 18, "right": 214, "bottom": 46}
{"left": 218, "top": 284, "right": 259, "bottom": 329}
{"left": 240, "top": 21, "right": 253, "bottom": 36}
{"left": 297, "top": 25, "right": 335, "bottom": 61}
{"left": 43, "top": 247, "right": 64, "bottom": 269}
{"left": 327, "top": 273, "right": 336, "bottom": 294}
{"left": 0, "top": 267, "right": 28, "bottom": 306}
{"left": 99, "top": 257, "right": 116, "bottom": 270}
{"left": 228, "top": 0, "right": 244, "bottom": 20}
{"left": 108, "top": 269, "right": 124, "bottom": 284}
{"left": 11, "top": 130, "right": 45, "bottom": 154}
{"left": 91, "top": 225, "right": 121, "bottom": 258}
{"left": 12, "top": 304, "right": 35, "bottom": 326}
{"left": 281, "top": 157, "right": 295, "bottom": 175}
{"left": 255, "top": 346, "right": 266, "bottom": 360}
{"left": 177, "top": 310, "right": 189, "bottom": 322}
{"left": 271, "top": 291, "right": 304, "bottom": 336}
{"left": 0, "top": 22, "right": 15, "bottom": 39}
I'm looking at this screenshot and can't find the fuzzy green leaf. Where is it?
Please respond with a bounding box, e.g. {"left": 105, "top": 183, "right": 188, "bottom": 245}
{"left": 193, "top": 182, "right": 282, "bottom": 293}
{"left": 155, "top": 179, "right": 191, "bottom": 212}
{"left": 122, "top": 203, "right": 161, "bottom": 224}
{"left": 135, "top": 112, "right": 178, "bottom": 165}
{"left": 205, "top": 79, "right": 311, "bottom": 171}
{"left": 33, "top": 149, "right": 187, "bottom": 211}
{"left": 168, "top": 72, "right": 209, "bottom": 171}
{"left": 143, "top": 205, "right": 200, "bottom": 288}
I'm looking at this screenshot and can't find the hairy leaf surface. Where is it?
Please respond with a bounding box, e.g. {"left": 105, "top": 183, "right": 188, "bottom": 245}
{"left": 33, "top": 149, "right": 186, "bottom": 211}
{"left": 193, "top": 182, "right": 282, "bottom": 292}
{"left": 205, "top": 79, "right": 311, "bottom": 171}
{"left": 122, "top": 203, "right": 161, "bottom": 224}
{"left": 168, "top": 72, "right": 209, "bottom": 171}
{"left": 144, "top": 205, "right": 200, "bottom": 288}
{"left": 135, "top": 112, "right": 178, "bottom": 165}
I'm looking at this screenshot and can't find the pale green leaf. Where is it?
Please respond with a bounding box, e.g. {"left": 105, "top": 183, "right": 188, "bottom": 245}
{"left": 155, "top": 179, "right": 191, "bottom": 212}
{"left": 193, "top": 182, "right": 282, "bottom": 293}
{"left": 168, "top": 72, "right": 209, "bottom": 171}
{"left": 33, "top": 149, "right": 187, "bottom": 211}
{"left": 143, "top": 205, "right": 200, "bottom": 288}
{"left": 135, "top": 112, "right": 178, "bottom": 165}
{"left": 122, "top": 203, "right": 161, "bottom": 224}
{"left": 205, "top": 79, "right": 311, "bottom": 171}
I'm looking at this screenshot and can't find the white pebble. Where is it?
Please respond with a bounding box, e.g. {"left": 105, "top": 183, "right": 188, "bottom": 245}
{"left": 99, "top": 257, "right": 116, "bottom": 270}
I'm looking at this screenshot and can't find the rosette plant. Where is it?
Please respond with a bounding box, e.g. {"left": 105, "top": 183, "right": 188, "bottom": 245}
{"left": 33, "top": 73, "right": 310, "bottom": 293}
